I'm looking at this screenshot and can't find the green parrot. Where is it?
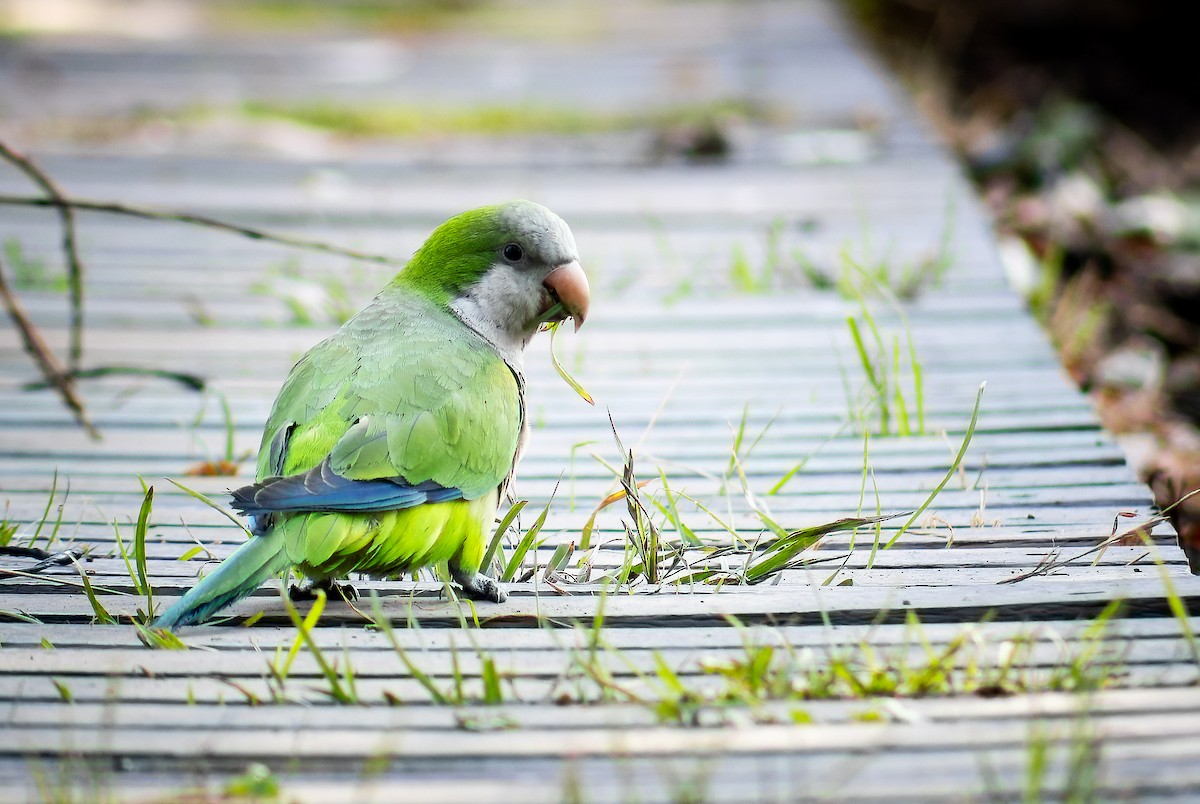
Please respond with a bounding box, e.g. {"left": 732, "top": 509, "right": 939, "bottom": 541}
{"left": 154, "top": 200, "right": 589, "bottom": 629}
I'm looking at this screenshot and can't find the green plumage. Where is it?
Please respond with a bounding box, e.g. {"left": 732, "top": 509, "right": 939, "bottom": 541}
{"left": 263, "top": 287, "right": 520, "bottom": 495}
{"left": 261, "top": 285, "right": 519, "bottom": 575}
{"left": 153, "top": 200, "right": 584, "bottom": 629}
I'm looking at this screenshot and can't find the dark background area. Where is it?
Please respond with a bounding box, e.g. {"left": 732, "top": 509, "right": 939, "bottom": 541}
{"left": 848, "top": 0, "right": 1200, "bottom": 566}
{"left": 850, "top": 0, "right": 1200, "bottom": 156}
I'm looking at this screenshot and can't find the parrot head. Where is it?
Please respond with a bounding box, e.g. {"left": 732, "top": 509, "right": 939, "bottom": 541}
{"left": 397, "top": 200, "right": 589, "bottom": 359}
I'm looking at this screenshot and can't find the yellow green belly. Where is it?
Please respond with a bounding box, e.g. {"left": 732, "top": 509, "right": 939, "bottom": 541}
{"left": 276, "top": 491, "right": 499, "bottom": 580}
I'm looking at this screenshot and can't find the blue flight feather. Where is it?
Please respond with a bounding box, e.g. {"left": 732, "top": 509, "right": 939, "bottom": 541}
{"left": 230, "top": 458, "right": 464, "bottom": 516}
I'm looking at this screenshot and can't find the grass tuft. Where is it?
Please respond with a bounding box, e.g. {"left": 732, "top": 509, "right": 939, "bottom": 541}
{"left": 845, "top": 300, "right": 926, "bottom": 437}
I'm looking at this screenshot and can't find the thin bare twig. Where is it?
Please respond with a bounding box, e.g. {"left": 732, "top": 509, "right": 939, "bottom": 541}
{"left": 0, "top": 253, "right": 99, "bottom": 439}
{"left": 999, "top": 489, "right": 1200, "bottom": 585}
{"left": 0, "top": 193, "right": 408, "bottom": 268}
{"left": 0, "top": 142, "right": 86, "bottom": 372}
{"left": 23, "top": 365, "right": 206, "bottom": 392}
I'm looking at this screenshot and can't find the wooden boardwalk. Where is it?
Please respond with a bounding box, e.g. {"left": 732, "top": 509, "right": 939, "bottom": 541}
{"left": 2, "top": 2, "right": 1198, "bottom": 800}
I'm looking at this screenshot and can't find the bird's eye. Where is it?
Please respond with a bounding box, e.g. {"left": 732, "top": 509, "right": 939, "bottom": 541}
{"left": 502, "top": 243, "right": 524, "bottom": 262}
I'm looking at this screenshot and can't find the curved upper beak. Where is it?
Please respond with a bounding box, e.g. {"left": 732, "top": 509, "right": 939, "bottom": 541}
{"left": 543, "top": 260, "right": 590, "bottom": 332}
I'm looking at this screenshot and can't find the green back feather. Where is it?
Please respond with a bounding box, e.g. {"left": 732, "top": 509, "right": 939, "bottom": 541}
{"left": 256, "top": 285, "right": 521, "bottom": 500}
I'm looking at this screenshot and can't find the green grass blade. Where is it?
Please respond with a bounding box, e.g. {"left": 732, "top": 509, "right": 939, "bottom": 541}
{"left": 112, "top": 520, "right": 141, "bottom": 597}
{"left": 483, "top": 500, "right": 527, "bottom": 575}
{"left": 581, "top": 480, "right": 653, "bottom": 551}
{"left": 769, "top": 458, "right": 811, "bottom": 496}
{"left": 480, "top": 653, "right": 503, "bottom": 704}
{"left": 372, "top": 596, "right": 448, "bottom": 705}
{"left": 167, "top": 478, "right": 251, "bottom": 535}
{"left": 449, "top": 639, "right": 464, "bottom": 705}
{"left": 652, "top": 470, "right": 700, "bottom": 546}
{"left": 892, "top": 337, "right": 910, "bottom": 436}
{"left": 652, "top": 652, "right": 687, "bottom": 696}
{"left": 281, "top": 588, "right": 354, "bottom": 704}
{"left": 342, "top": 643, "right": 359, "bottom": 703}
{"left": 31, "top": 469, "right": 58, "bottom": 544}
{"left": 281, "top": 588, "right": 326, "bottom": 680}
{"left": 218, "top": 391, "right": 236, "bottom": 463}
{"left": 846, "top": 316, "right": 878, "bottom": 391}
{"left": 502, "top": 493, "right": 554, "bottom": 582}
{"left": 136, "top": 620, "right": 188, "bottom": 650}
{"left": 744, "top": 512, "right": 902, "bottom": 584}
{"left": 726, "top": 404, "right": 750, "bottom": 477}
{"left": 1138, "top": 532, "right": 1200, "bottom": 666}
{"left": 886, "top": 382, "right": 986, "bottom": 548}
{"left": 134, "top": 486, "right": 154, "bottom": 609}
{"left": 548, "top": 322, "right": 594, "bottom": 405}
{"left": 543, "top": 540, "right": 574, "bottom": 581}
{"left": 177, "top": 545, "right": 204, "bottom": 562}
{"left": 71, "top": 556, "right": 115, "bottom": 625}
{"left": 907, "top": 328, "right": 926, "bottom": 434}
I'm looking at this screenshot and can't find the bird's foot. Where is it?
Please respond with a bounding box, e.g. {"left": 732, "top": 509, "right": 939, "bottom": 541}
{"left": 450, "top": 568, "right": 508, "bottom": 603}
{"left": 289, "top": 578, "right": 358, "bottom": 603}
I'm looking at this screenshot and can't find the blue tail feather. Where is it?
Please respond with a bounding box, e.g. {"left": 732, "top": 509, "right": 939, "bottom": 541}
{"left": 152, "top": 530, "right": 289, "bottom": 630}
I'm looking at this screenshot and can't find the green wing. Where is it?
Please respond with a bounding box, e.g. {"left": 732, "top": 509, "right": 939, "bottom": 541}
{"left": 255, "top": 287, "right": 522, "bottom": 501}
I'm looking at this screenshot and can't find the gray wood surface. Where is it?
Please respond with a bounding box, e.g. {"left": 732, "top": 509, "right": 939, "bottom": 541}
{"left": 1, "top": 1, "right": 1196, "bottom": 801}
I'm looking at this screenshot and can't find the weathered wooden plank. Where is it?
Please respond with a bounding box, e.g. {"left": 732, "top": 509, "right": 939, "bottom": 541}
{"left": 6, "top": 613, "right": 1193, "bottom": 652}
{"left": 7, "top": 685, "right": 1200, "bottom": 733}
{"left": 91, "top": 543, "right": 1095, "bottom": 584}
{"left": 0, "top": 439, "right": 1133, "bottom": 485}
{"left": 12, "top": 564, "right": 1151, "bottom": 590}
{"left": 3, "top": 663, "right": 1195, "bottom": 710}
{"left": 1, "top": 747, "right": 1195, "bottom": 803}
{"left": 6, "top": 708, "right": 1200, "bottom": 760}
{"left": 4, "top": 577, "right": 1198, "bottom": 626}
{"left": 0, "top": 633, "right": 1168, "bottom": 681}
{"left": 0, "top": 323, "right": 1066, "bottom": 367}
{"left": 5, "top": 545, "right": 1177, "bottom": 591}
{"left": 0, "top": 392, "right": 1100, "bottom": 432}
{"left": 0, "top": 404, "right": 1115, "bottom": 448}
{"left": 1, "top": 522, "right": 1164, "bottom": 564}
{"left": 0, "top": 167, "right": 994, "bottom": 228}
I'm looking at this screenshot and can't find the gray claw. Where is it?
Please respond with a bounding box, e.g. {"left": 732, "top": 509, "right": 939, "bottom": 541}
{"left": 451, "top": 568, "right": 508, "bottom": 603}
{"left": 290, "top": 579, "right": 357, "bottom": 602}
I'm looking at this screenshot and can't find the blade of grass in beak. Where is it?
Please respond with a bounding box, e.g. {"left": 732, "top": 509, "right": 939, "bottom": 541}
{"left": 537, "top": 302, "right": 566, "bottom": 326}
{"left": 548, "top": 321, "right": 594, "bottom": 405}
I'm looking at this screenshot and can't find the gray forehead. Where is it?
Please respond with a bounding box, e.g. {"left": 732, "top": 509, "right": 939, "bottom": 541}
{"left": 497, "top": 201, "right": 578, "bottom": 261}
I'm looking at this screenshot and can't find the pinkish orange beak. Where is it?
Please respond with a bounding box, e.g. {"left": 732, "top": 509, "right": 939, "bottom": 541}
{"left": 543, "top": 260, "right": 590, "bottom": 332}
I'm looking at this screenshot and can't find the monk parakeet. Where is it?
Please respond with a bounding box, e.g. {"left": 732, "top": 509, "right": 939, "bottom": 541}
{"left": 154, "top": 200, "right": 589, "bottom": 629}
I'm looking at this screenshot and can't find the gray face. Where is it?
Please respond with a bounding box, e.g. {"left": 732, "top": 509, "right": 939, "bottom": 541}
{"left": 449, "top": 200, "right": 588, "bottom": 367}
{"left": 492, "top": 200, "right": 580, "bottom": 277}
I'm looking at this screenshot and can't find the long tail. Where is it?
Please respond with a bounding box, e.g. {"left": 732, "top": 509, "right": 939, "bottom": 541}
{"left": 153, "top": 530, "right": 289, "bottom": 630}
